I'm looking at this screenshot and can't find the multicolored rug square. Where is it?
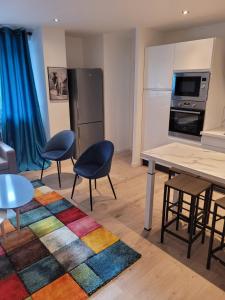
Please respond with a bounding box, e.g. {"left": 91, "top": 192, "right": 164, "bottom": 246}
{"left": 0, "top": 179, "right": 141, "bottom": 299}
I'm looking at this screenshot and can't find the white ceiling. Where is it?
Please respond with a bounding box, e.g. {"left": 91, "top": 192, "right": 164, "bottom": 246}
{"left": 1, "top": 0, "right": 225, "bottom": 33}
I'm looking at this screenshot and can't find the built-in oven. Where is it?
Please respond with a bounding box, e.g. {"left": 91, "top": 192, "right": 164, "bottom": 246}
{"left": 169, "top": 100, "right": 206, "bottom": 141}
{"left": 172, "top": 72, "right": 210, "bottom": 102}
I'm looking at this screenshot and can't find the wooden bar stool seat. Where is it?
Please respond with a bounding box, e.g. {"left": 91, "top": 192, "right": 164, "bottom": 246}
{"left": 161, "top": 174, "right": 212, "bottom": 258}
{"left": 166, "top": 173, "right": 210, "bottom": 195}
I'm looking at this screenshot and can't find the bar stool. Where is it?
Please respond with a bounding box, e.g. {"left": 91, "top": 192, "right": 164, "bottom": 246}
{"left": 161, "top": 173, "right": 212, "bottom": 258}
{"left": 168, "top": 168, "right": 213, "bottom": 225}
{"left": 207, "top": 197, "right": 225, "bottom": 269}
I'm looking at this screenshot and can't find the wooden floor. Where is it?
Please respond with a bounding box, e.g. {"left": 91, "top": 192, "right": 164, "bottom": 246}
{"left": 24, "top": 152, "right": 225, "bottom": 300}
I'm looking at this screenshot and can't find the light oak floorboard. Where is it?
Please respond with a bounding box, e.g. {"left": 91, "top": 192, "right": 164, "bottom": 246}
{"left": 23, "top": 152, "right": 225, "bottom": 300}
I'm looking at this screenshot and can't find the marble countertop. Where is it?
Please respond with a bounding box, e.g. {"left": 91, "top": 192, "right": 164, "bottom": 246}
{"left": 201, "top": 127, "right": 225, "bottom": 140}
{"left": 141, "top": 142, "right": 225, "bottom": 184}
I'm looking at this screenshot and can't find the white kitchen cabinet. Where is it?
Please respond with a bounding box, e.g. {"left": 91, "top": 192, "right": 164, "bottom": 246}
{"left": 144, "top": 44, "right": 175, "bottom": 90}
{"left": 142, "top": 90, "right": 171, "bottom": 151}
{"left": 174, "top": 38, "right": 214, "bottom": 71}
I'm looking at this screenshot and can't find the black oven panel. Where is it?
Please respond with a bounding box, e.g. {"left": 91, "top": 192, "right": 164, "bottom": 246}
{"left": 169, "top": 108, "right": 205, "bottom": 137}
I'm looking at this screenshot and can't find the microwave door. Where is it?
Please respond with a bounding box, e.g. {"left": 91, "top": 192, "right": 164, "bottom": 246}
{"left": 172, "top": 72, "right": 210, "bottom": 101}
{"left": 174, "top": 76, "right": 201, "bottom": 97}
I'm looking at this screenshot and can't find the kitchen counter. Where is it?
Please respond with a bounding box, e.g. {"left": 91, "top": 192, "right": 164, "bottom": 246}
{"left": 201, "top": 127, "right": 225, "bottom": 139}
{"left": 201, "top": 128, "right": 225, "bottom": 152}
{"left": 142, "top": 142, "right": 225, "bottom": 182}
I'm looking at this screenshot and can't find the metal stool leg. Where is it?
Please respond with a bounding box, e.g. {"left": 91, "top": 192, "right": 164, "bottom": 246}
{"left": 206, "top": 185, "right": 213, "bottom": 224}
{"left": 176, "top": 191, "right": 183, "bottom": 231}
{"left": 220, "top": 218, "right": 225, "bottom": 249}
{"left": 207, "top": 203, "right": 218, "bottom": 269}
{"left": 165, "top": 186, "right": 171, "bottom": 222}
{"left": 193, "top": 196, "right": 200, "bottom": 236}
{"left": 94, "top": 179, "right": 97, "bottom": 189}
{"left": 187, "top": 196, "right": 196, "bottom": 259}
{"left": 161, "top": 185, "right": 168, "bottom": 243}
{"left": 202, "top": 188, "right": 211, "bottom": 244}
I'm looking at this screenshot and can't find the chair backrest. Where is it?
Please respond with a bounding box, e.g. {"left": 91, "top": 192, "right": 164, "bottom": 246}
{"left": 45, "top": 130, "right": 75, "bottom": 158}
{"left": 92, "top": 140, "right": 114, "bottom": 166}
{"left": 78, "top": 140, "right": 114, "bottom": 176}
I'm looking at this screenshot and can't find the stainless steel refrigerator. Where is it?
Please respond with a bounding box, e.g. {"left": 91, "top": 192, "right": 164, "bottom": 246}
{"left": 68, "top": 68, "right": 104, "bottom": 158}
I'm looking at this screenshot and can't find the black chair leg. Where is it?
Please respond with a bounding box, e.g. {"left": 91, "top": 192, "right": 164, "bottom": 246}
{"left": 71, "top": 174, "right": 78, "bottom": 199}
{"left": 40, "top": 159, "right": 45, "bottom": 181}
{"left": 107, "top": 174, "right": 117, "bottom": 199}
{"left": 59, "top": 161, "right": 62, "bottom": 174}
{"left": 57, "top": 161, "right": 61, "bottom": 188}
{"left": 89, "top": 179, "right": 93, "bottom": 211}
{"left": 71, "top": 157, "right": 75, "bottom": 166}
{"left": 94, "top": 179, "right": 97, "bottom": 189}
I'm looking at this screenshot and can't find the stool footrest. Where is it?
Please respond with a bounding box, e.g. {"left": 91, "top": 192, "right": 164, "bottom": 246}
{"left": 211, "top": 243, "right": 225, "bottom": 254}
{"left": 211, "top": 254, "right": 225, "bottom": 267}
{"left": 164, "top": 228, "right": 203, "bottom": 244}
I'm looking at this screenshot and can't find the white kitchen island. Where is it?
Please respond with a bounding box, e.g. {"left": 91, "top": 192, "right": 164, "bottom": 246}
{"left": 141, "top": 142, "right": 225, "bottom": 230}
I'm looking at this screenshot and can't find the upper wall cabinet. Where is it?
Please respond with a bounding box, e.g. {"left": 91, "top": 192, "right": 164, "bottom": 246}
{"left": 144, "top": 44, "right": 175, "bottom": 90}
{"left": 173, "top": 38, "right": 214, "bottom": 71}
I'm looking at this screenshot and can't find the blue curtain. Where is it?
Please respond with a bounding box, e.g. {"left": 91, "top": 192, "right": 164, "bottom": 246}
{"left": 0, "top": 27, "right": 49, "bottom": 171}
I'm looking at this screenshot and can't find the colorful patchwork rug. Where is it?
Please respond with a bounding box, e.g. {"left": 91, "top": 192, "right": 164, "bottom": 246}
{"left": 0, "top": 180, "right": 141, "bottom": 300}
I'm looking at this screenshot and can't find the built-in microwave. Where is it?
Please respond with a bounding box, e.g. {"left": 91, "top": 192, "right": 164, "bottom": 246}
{"left": 172, "top": 72, "right": 210, "bottom": 102}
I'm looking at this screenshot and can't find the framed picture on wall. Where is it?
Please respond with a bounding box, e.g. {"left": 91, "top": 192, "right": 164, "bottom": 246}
{"left": 47, "top": 67, "right": 69, "bottom": 101}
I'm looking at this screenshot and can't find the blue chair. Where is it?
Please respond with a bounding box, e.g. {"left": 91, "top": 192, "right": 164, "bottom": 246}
{"left": 40, "top": 130, "right": 75, "bottom": 188}
{"left": 71, "top": 140, "right": 116, "bottom": 210}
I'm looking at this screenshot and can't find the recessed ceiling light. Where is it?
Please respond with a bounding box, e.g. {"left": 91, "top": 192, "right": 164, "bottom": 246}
{"left": 182, "top": 10, "right": 190, "bottom": 15}
{"left": 53, "top": 18, "right": 60, "bottom": 23}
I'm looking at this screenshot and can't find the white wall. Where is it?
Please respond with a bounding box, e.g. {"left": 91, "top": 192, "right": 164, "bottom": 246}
{"left": 65, "top": 35, "right": 84, "bottom": 68}
{"left": 29, "top": 27, "right": 50, "bottom": 138}
{"left": 42, "top": 27, "right": 70, "bottom": 137}
{"left": 83, "top": 34, "right": 103, "bottom": 68}
{"left": 103, "top": 31, "right": 134, "bottom": 152}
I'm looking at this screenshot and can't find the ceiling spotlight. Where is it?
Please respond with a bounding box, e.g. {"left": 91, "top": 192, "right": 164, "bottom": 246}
{"left": 182, "top": 10, "right": 190, "bottom": 15}
{"left": 53, "top": 18, "right": 60, "bottom": 23}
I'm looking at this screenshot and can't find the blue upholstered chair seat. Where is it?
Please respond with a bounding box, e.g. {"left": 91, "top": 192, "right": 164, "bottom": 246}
{"left": 42, "top": 150, "right": 67, "bottom": 161}
{"left": 74, "top": 163, "right": 102, "bottom": 179}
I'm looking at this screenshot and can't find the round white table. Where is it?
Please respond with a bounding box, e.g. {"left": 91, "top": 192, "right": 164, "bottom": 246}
{"left": 0, "top": 174, "right": 34, "bottom": 237}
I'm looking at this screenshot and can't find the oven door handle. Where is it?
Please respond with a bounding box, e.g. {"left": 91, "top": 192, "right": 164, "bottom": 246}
{"left": 170, "top": 109, "right": 201, "bottom": 115}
